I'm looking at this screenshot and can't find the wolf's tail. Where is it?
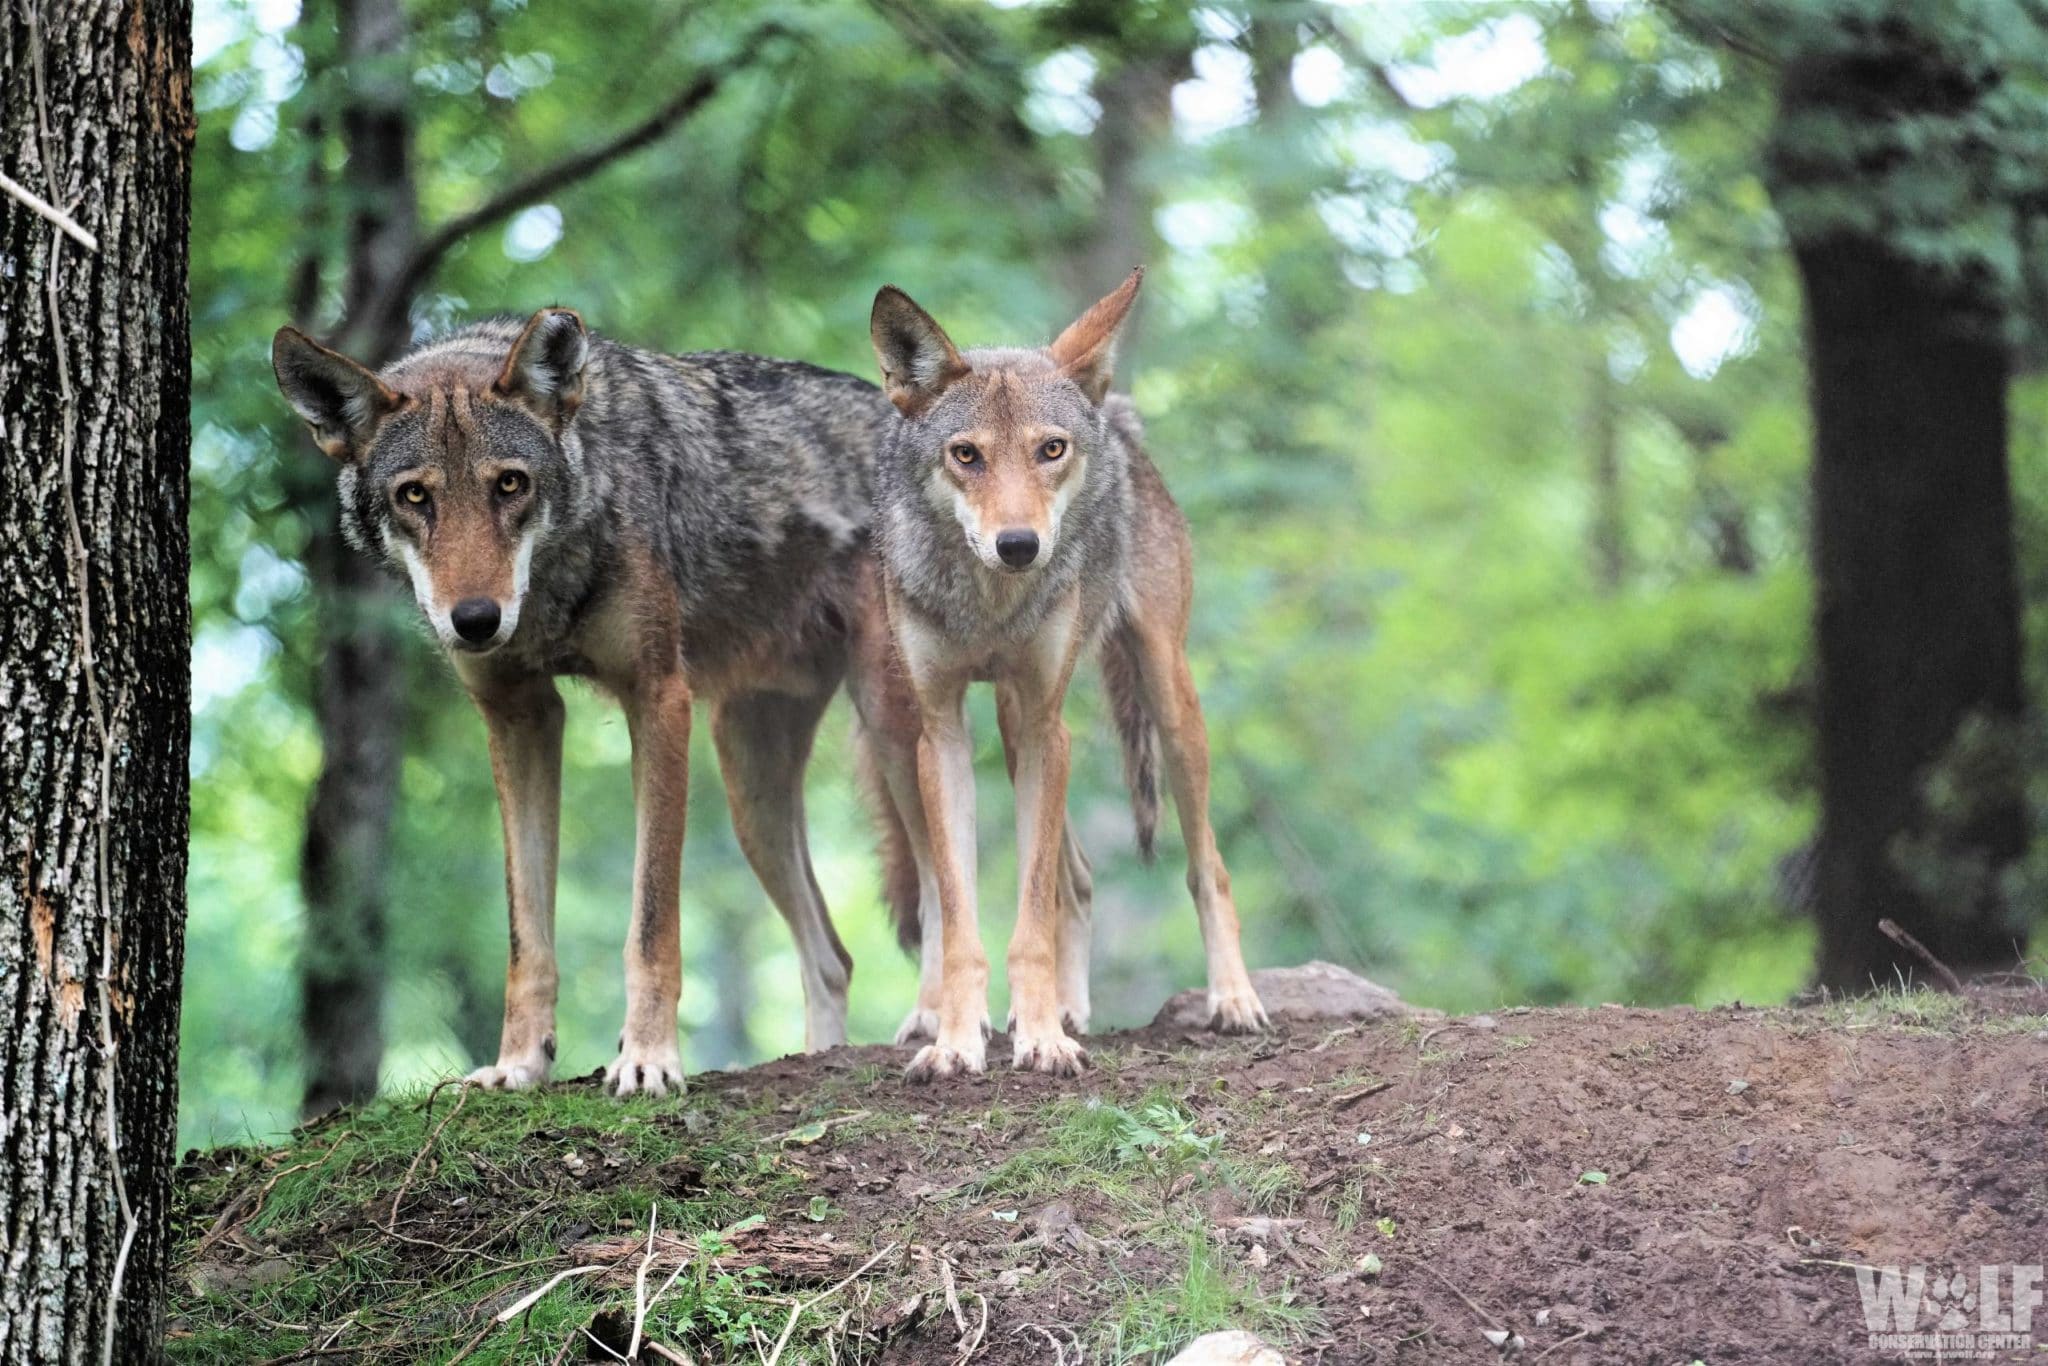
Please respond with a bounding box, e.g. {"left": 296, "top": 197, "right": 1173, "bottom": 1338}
{"left": 1101, "top": 626, "right": 1160, "bottom": 864}
{"left": 853, "top": 721, "right": 922, "bottom": 955}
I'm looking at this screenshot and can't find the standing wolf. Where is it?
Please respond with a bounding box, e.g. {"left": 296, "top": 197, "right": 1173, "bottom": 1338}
{"left": 271, "top": 308, "right": 892, "bottom": 1096}
{"left": 858, "top": 270, "right": 1267, "bottom": 1082}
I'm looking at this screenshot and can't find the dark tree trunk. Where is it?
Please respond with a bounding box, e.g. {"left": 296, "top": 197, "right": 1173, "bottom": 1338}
{"left": 1768, "top": 32, "right": 2033, "bottom": 992}
{"left": 0, "top": 1, "right": 192, "bottom": 1360}
{"left": 294, "top": 0, "right": 418, "bottom": 1118}
{"left": 1797, "top": 233, "right": 2028, "bottom": 990}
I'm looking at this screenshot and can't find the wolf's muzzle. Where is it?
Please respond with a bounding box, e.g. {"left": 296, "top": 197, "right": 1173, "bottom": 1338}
{"left": 995, "top": 528, "right": 1040, "bottom": 569}
{"left": 452, "top": 597, "right": 502, "bottom": 645}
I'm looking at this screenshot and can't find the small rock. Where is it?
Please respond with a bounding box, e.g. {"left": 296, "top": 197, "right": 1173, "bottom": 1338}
{"left": 1162, "top": 1331, "right": 1285, "bottom": 1366}
{"left": 1152, "top": 961, "right": 1425, "bottom": 1028}
{"left": 186, "top": 1257, "right": 291, "bottom": 1297}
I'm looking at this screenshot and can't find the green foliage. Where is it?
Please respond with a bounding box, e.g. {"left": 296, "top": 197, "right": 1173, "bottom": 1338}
{"left": 183, "top": 0, "right": 2048, "bottom": 1147}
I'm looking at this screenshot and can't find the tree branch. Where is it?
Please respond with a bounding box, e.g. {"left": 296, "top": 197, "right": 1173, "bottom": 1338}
{"left": 342, "top": 25, "right": 791, "bottom": 349}
{"left": 1302, "top": 13, "right": 1423, "bottom": 113}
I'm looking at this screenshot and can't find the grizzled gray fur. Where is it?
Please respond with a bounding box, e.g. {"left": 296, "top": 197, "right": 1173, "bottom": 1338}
{"left": 870, "top": 345, "right": 1138, "bottom": 652}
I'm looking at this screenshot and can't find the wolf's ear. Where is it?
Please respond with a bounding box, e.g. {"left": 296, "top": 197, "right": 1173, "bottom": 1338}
{"left": 1049, "top": 267, "right": 1143, "bottom": 404}
{"left": 871, "top": 286, "right": 969, "bottom": 417}
{"left": 496, "top": 308, "right": 589, "bottom": 423}
{"left": 272, "top": 327, "right": 401, "bottom": 463}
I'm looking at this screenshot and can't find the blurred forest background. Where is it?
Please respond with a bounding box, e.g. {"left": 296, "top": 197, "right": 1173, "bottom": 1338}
{"left": 184, "top": 0, "right": 2048, "bottom": 1146}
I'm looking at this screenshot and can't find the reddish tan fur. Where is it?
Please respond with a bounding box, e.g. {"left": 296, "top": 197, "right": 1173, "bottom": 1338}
{"left": 858, "top": 271, "right": 1264, "bottom": 1080}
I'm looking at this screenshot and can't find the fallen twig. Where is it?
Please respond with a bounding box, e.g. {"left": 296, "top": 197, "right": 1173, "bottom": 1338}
{"left": 493, "top": 1264, "right": 607, "bottom": 1324}
{"left": 762, "top": 1241, "right": 900, "bottom": 1366}
{"left": 940, "top": 1257, "right": 966, "bottom": 1334}
{"left": 386, "top": 1085, "right": 470, "bottom": 1232}
{"left": 1877, "top": 918, "right": 1966, "bottom": 994}
{"left": 1332, "top": 1079, "right": 1395, "bottom": 1109}
{"left": 1532, "top": 1327, "right": 1591, "bottom": 1361}
{"left": 629, "top": 1204, "right": 690, "bottom": 1362}
{"left": 954, "top": 1293, "right": 989, "bottom": 1364}
{"left": 1415, "top": 1257, "right": 1504, "bottom": 1332}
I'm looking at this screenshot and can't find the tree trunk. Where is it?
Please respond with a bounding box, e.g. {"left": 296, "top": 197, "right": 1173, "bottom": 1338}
{"left": 0, "top": 1, "right": 192, "bottom": 1360}
{"left": 1797, "top": 233, "right": 2028, "bottom": 990}
{"left": 295, "top": 0, "right": 418, "bottom": 1118}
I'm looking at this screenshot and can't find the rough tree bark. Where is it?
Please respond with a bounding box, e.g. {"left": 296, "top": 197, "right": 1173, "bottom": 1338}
{"left": 0, "top": 1, "right": 193, "bottom": 1361}
{"left": 1774, "top": 46, "right": 2030, "bottom": 990}
{"left": 292, "top": 0, "right": 416, "bottom": 1120}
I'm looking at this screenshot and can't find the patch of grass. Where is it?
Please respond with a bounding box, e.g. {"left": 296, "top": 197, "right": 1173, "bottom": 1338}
{"left": 1809, "top": 987, "right": 1977, "bottom": 1035}
{"left": 972, "top": 1095, "right": 1220, "bottom": 1205}
{"left": 1093, "top": 1227, "right": 1319, "bottom": 1364}
{"left": 1325, "top": 1175, "right": 1368, "bottom": 1233}
{"left": 167, "top": 1081, "right": 831, "bottom": 1365}
{"left": 1223, "top": 1157, "right": 1304, "bottom": 1216}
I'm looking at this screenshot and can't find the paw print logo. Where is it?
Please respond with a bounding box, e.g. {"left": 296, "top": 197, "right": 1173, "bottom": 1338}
{"left": 1922, "top": 1269, "right": 1976, "bottom": 1332}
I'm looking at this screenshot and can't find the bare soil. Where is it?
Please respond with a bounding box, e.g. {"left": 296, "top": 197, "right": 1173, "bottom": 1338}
{"left": 170, "top": 986, "right": 2048, "bottom": 1364}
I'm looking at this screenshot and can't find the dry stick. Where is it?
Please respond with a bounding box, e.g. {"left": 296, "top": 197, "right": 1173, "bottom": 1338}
{"left": 954, "top": 1293, "right": 990, "bottom": 1365}
{"left": 627, "top": 1202, "right": 660, "bottom": 1361}
{"left": 1414, "top": 1258, "right": 1504, "bottom": 1332}
{"left": 1877, "top": 918, "right": 1966, "bottom": 994}
{"left": 762, "top": 1242, "right": 901, "bottom": 1366}
{"left": 582, "top": 1327, "right": 630, "bottom": 1362}
{"left": 1532, "top": 1328, "right": 1592, "bottom": 1361}
{"left": 492, "top": 1265, "right": 608, "bottom": 1324}
{"left": 940, "top": 1256, "right": 967, "bottom": 1333}
{"left": 1012, "top": 1324, "right": 1069, "bottom": 1366}
{"left": 385, "top": 1083, "right": 471, "bottom": 1232}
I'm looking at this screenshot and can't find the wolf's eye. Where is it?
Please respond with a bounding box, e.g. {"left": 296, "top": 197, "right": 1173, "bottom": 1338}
{"left": 1039, "top": 438, "right": 1067, "bottom": 461}
{"left": 496, "top": 471, "right": 528, "bottom": 497}
{"left": 949, "top": 443, "right": 981, "bottom": 467}
{"left": 399, "top": 482, "right": 429, "bottom": 507}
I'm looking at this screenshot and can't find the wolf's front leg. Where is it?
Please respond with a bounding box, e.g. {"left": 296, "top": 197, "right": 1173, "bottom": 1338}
{"left": 1008, "top": 715, "right": 1089, "bottom": 1076}
{"left": 466, "top": 673, "right": 565, "bottom": 1091}
{"left": 612, "top": 672, "right": 691, "bottom": 1098}
{"left": 904, "top": 693, "right": 989, "bottom": 1082}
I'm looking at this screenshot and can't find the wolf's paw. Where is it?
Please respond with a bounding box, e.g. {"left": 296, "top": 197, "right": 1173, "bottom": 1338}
{"left": 894, "top": 1007, "right": 941, "bottom": 1046}
{"left": 464, "top": 1058, "right": 548, "bottom": 1091}
{"left": 904, "top": 1041, "right": 986, "bottom": 1083}
{"left": 605, "top": 1040, "right": 686, "bottom": 1099}
{"left": 1060, "top": 1005, "right": 1092, "bottom": 1036}
{"left": 1012, "top": 1028, "right": 1090, "bottom": 1077}
{"left": 1207, "top": 985, "right": 1270, "bottom": 1035}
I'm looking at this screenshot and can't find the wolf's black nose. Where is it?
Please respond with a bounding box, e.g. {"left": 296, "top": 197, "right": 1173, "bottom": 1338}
{"left": 995, "top": 529, "right": 1040, "bottom": 568}
{"left": 451, "top": 597, "right": 502, "bottom": 643}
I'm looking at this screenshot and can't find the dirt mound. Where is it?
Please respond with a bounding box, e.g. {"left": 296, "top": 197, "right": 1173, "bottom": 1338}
{"left": 168, "top": 985, "right": 2048, "bottom": 1364}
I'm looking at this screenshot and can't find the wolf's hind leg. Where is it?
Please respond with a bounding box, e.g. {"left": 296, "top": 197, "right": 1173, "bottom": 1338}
{"left": 713, "top": 688, "right": 853, "bottom": 1052}
{"left": 466, "top": 672, "right": 566, "bottom": 1090}
{"left": 862, "top": 727, "right": 952, "bottom": 1045}
{"left": 1057, "top": 820, "right": 1094, "bottom": 1034}
{"left": 1121, "top": 619, "right": 1268, "bottom": 1034}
